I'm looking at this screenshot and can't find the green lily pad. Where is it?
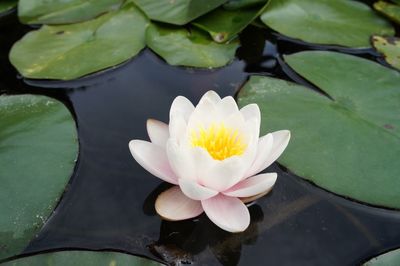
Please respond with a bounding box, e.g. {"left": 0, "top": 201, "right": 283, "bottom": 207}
{"left": 0, "top": 0, "right": 17, "bottom": 15}
{"left": 372, "top": 35, "right": 400, "bottom": 70}
{"left": 146, "top": 23, "right": 239, "bottom": 68}
{"left": 374, "top": 1, "right": 400, "bottom": 25}
{"left": 18, "top": 0, "right": 124, "bottom": 25}
{"left": 1, "top": 250, "right": 161, "bottom": 265}
{"left": 0, "top": 94, "right": 78, "bottom": 260}
{"left": 132, "top": 0, "right": 226, "bottom": 25}
{"left": 237, "top": 51, "right": 400, "bottom": 209}
{"left": 223, "top": 0, "right": 267, "bottom": 10}
{"left": 10, "top": 3, "right": 148, "bottom": 80}
{"left": 363, "top": 249, "right": 400, "bottom": 266}
{"left": 260, "top": 0, "right": 394, "bottom": 47}
{"left": 192, "top": 3, "right": 268, "bottom": 43}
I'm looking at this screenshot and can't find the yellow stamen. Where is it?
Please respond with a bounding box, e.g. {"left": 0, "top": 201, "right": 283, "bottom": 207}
{"left": 191, "top": 122, "right": 247, "bottom": 160}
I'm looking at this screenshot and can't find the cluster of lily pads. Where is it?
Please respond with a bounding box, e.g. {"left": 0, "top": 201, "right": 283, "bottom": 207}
{"left": 1, "top": 0, "right": 400, "bottom": 265}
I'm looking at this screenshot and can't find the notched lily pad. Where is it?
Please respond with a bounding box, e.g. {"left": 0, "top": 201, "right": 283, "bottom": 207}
{"left": 10, "top": 3, "right": 148, "bottom": 80}
{"left": 1, "top": 250, "right": 162, "bottom": 265}
{"left": 18, "top": 0, "right": 124, "bottom": 25}
{"left": 146, "top": 23, "right": 239, "bottom": 68}
{"left": 0, "top": 94, "right": 78, "bottom": 260}
{"left": 237, "top": 51, "right": 400, "bottom": 209}
{"left": 260, "top": 0, "right": 394, "bottom": 47}
{"left": 363, "top": 248, "right": 400, "bottom": 266}
{"left": 374, "top": 1, "right": 400, "bottom": 25}
{"left": 192, "top": 3, "right": 268, "bottom": 43}
{"left": 132, "top": 0, "right": 226, "bottom": 25}
{"left": 372, "top": 35, "right": 400, "bottom": 70}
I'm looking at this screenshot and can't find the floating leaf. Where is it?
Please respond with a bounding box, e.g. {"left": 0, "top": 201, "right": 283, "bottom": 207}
{"left": 363, "top": 249, "right": 400, "bottom": 266}
{"left": 223, "top": 0, "right": 267, "bottom": 10}
{"left": 18, "top": 0, "right": 124, "bottom": 25}
{"left": 374, "top": 1, "right": 400, "bottom": 25}
{"left": 0, "top": 0, "right": 17, "bottom": 14}
{"left": 372, "top": 35, "right": 400, "bottom": 70}
{"left": 10, "top": 3, "right": 148, "bottom": 80}
{"left": 192, "top": 3, "right": 268, "bottom": 43}
{"left": 0, "top": 94, "right": 78, "bottom": 260}
{"left": 260, "top": 0, "right": 394, "bottom": 47}
{"left": 237, "top": 51, "right": 400, "bottom": 209}
{"left": 1, "top": 250, "right": 161, "bottom": 265}
{"left": 146, "top": 23, "right": 239, "bottom": 68}
{"left": 132, "top": 0, "right": 225, "bottom": 25}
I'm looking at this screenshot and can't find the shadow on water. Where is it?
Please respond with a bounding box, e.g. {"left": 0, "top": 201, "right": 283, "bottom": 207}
{"left": 1, "top": 5, "right": 400, "bottom": 266}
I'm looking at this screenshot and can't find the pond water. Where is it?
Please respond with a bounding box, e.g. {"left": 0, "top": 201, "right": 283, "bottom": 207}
{"left": 1, "top": 3, "right": 400, "bottom": 265}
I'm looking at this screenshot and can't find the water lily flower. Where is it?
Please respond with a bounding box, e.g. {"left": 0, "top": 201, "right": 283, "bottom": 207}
{"left": 129, "top": 91, "right": 290, "bottom": 233}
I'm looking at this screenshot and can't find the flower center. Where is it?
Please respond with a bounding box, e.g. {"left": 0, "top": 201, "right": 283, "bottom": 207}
{"left": 190, "top": 122, "right": 247, "bottom": 160}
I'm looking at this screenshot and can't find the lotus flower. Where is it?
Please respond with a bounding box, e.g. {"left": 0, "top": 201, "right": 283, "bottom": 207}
{"left": 129, "top": 91, "right": 290, "bottom": 232}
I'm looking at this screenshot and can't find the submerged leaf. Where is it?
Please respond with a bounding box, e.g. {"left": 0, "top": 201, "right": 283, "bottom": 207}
{"left": 0, "top": 94, "right": 78, "bottom": 260}
{"left": 223, "top": 0, "right": 267, "bottom": 10}
{"left": 193, "top": 3, "right": 268, "bottom": 43}
{"left": 260, "top": 0, "right": 394, "bottom": 47}
{"left": 10, "top": 3, "right": 148, "bottom": 80}
{"left": 237, "top": 51, "right": 400, "bottom": 209}
{"left": 1, "top": 250, "right": 161, "bottom": 265}
{"left": 0, "top": 0, "right": 17, "bottom": 14}
{"left": 18, "top": 0, "right": 124, "bottom": 25}
{"left": 146, "top": 23, "right": 239, "bottom": 68}
{"left": 132, "top": 0, "right": 226, "bottom": 25}
{"left": 374, "top": 1, "right": 400, "bottom": 25}
{"left": 372, "top": 35, "right": 400, "bottom": 70}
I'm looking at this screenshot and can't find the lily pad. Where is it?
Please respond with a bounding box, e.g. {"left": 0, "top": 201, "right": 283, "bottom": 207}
{"left": 237, "top": 51, "right": 400, "bottom": 209}
{"left": 363, "top": 249, "right": 400, "bottom": 265}
{"left": 9, "top": 3, "right": 148, "bottom": 80}
{"left": 0, "top": 94, "right": 78, "bottom": 260}
{"left": 1, "top": 250, "right": 161, "bottom": 265}
{"left": 146, "top": 23, "right": 239, "bottom": 68}
{"left": 0, "top": 0, "right": 17, "bottom": 15}
{"left": 18, "top": 0, "right": 124, "bottom": 25}
{"left": 192, "top": 3, "right": 268, "bottom": 43}
{"left": 132, "top": 0, "right": 226, "bottom": 25}
{"left": 260, "top": 0, "right": 394, "bottom": 47}
{"left": 374, "top": 1, "right": 400, "bottom": 25}
{"left": 372, "top": 35, "right": 400, "bottom": 70}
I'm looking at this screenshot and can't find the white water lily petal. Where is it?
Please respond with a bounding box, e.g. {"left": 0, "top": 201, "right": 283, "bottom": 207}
{"left": 147, "top": 119, "right": 169, "bottom": 147}
{"left": 199, "top": 90, "right": 221, "bottom": 105}
{"left": 216, "top": 96, "right": 239, "bottom": 119}
{"left": 170, "top": 96, "right": 195, "bottom": 122}
{"left": 240, "top": 103, "right": 260, "bottom": 123}
{"left": 187, "top": 97, "right": 217, "bottom": 130}
{"left": 166, "top": 139, "right": 196, "bottom": 181}
{"left": 223, "top": 173, "right": 277, "bottom": 197}
{"left": 156, "top": 186, "right": 203, "bottom": 221}
{"left": 198, "top": 156, "right": 245, "bottom": 191}
{"left": 245, "top": 133, "right": 274, "bottom": 177}
{"left": 169, "top": 114, "right": 187, "bottom": 142}
{"left": 202, "top": 194, "right": 250, "bottom": 232}
{"left": 179, "top": 178, "right": 218, "bottom": 200}
{"left": 129, "top": 140, "right": 178, "bottom": 185}
{"left": 250, "top": 130, "right": 291, "bottom": 175}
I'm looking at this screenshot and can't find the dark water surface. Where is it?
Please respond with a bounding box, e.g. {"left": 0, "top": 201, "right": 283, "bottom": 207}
{"left": 1, "top": 6, "right": 400, "bottom": 266}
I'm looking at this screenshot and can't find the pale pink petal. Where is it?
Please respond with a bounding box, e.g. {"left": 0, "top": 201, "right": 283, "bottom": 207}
{"left": 169, "top": 114, "right": 187, "bottom": 141}
{"left": 216, "top": 96, "right": 239, "bottom": 119}
{"left": 240, "top": 104, "right": 260, "bottom": 122}
{"left": 155, "top": 186, "right": 203, "bottom": 221}
{"left": 223, "top": 173, "right": 277, "bottom": 197}
{"left": 245, "top": 133, "right": 273, "bottom": 177}
{"left": 166, "top": 139, "right": 196, "bottom": 181}
{"left": 199, "top": 90, "right": 221, "bottom": 105}
{"left": 147, "top": 119, "right": 169, "bottom": 148}
{"left": 198, "top": 156, "right": 246, "bottom": 192}
{"left": 179, "top": 178, "right": 218, "bottom": 200}
{"left": 202, "top": 194, "right": 250, "bottom": 232}
{"left": 129, "top": 140, "right": 178, "bottom": 185}
{"left": 240, "top": 190, "right": 271, "bottom": 203}
{"left": 170, "top": 96, "right": 194, "bottom": 122}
